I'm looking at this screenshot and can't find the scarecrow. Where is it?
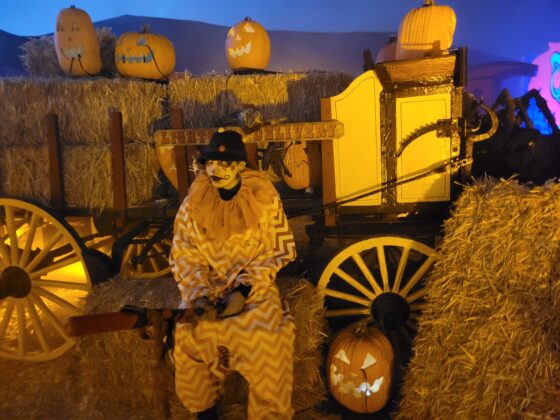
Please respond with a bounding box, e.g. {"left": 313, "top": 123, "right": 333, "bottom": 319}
{"left": 169, "top": 130, "right": 297, "bottom": 419}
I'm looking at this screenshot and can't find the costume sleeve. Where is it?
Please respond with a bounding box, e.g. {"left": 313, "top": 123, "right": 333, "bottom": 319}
{"left": 169, "top": 201, "right": 210, "bottom": 307}
{"left": 236, "top": 196, "right": 296, "bottom": 289}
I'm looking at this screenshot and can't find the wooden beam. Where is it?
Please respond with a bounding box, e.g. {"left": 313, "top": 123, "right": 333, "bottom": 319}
{"left": 109, "top": 110, "right": 127, "bottom": 214}
{"left": 46, "top": 113, "right": 65, "bottom": 210}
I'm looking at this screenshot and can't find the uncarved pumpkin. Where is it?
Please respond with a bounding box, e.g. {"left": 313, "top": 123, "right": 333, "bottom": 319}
{"left": 54, "top": 5, "right": 101, "bottom": 76}
{"left": 115, "top": 25, "right": 175, "bottom": 80}
{"left": 396, "top": 0, "right": 456, "bottom": 61}
{"left": 327, "top": 323, "right": 394, "bottom": 413}
{"left": 225, "top": 17, "right": 271, "bottom": 71}
{"left": 282, "top": 141, "right": 310, "bottom": 190}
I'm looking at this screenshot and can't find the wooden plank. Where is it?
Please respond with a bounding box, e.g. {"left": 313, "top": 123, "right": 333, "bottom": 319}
{"left": 320, "top": 98, "right": 336, "bottom": 227}
{"left": 170, "top": 108, "right": 190, "bottom": 202}
{"left": 46, "top": 113, "right": 65, "bottom": 210}
{"left": 109, "top": 111, "right": 127, "bottom": 214}
{"left": 154, "top": 121, "right": 344, "bottom": 147}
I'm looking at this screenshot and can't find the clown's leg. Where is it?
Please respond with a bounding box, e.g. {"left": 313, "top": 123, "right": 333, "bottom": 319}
{"left": 236, "top": 324, "right": 295, "bottom": 420}
{"left": 173, "top": 340, "right": 221, "bottom": 414}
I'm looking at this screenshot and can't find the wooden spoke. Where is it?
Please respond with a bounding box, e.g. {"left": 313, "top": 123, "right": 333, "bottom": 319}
{"left": 325, "top": 308, "right": 372, "bottom": 318}
{"left": 5, "top": 206, "right": 20, "bottom": 264}
{"left": 400, "top": 255, "right": 436, "bottom": 297}
{"left": 406, "top": 287, "right": 429, "bottom": 304}
{"left": 29, "top": 294, "right": 69, "bottom": 340}
{"left": 392, "top": 246, "right": 410, "bottom": 293}
{"left": 318, "top": 236, "right": 435, "bottom": 333}
{"left": 32, "top": 279, "right": 90, "bottom": 291}
{"left": 25, "top": 297, "right": 50, "bottom": 353}
{"left": 120, "top": 225, "right": 172, "bottom": 279}
{"left": 324, "top": 289, "right": 372, "bottom": 307}
{"left": 24, "top": 232, "right": 63, "bottom": 273}
{"left": 16, "top": 300, "right": 26, "bottom": 357}
{"left": 0, "top": 300, "right": 16, "bottom": 342}
{"left": 33, "top": 287, "right": 80, "bottom": 314}
{"left": 18, "top": 213, "right": 41, "bottom": 268}
{"left": 351, "top": 253, "right": 384, "bottom": 295}
{"left": 376, "top": 245, "right": 390, "bottom": 292}
{"left": 333, "top": 267, "right": 376, "bottom": 300}
{"left": 0, "top": 199, "right": 91, "bottom": 361}
{"left": 29, "top": 254, "right": 81, "bottom": 280}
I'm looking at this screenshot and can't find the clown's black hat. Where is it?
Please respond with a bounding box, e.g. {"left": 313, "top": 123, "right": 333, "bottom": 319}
{"left": 197, "top": 130, "right": 248, "bottom": 164}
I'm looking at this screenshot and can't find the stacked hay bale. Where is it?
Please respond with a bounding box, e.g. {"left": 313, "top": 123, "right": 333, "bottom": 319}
{"left": 0, "top": 78, "right": 164, "bottom": 208}
{"left": 0, "top": 72, "right": 351, "bottom": 209}
{"left": 397, "top": 178, "right": 560, "bottom": 419}
{"left": 77, "top": 276, "right": 328, "bottom": 419}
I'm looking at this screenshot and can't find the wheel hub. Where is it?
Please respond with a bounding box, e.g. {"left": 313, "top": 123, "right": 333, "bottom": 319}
{"left": 371, "top": 292, "right": 411, "bottom": 330}
{"left": 0, "top": 266, "right": 32, "bottom": 299}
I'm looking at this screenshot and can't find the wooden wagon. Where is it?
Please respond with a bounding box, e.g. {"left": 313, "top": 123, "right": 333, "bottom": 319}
{"left": 0, "top": 48, "right": 497, "bottom": 363}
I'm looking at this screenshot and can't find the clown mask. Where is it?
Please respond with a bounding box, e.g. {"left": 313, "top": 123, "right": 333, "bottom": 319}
{"left": 205, "top": 160, "right": 246, "bottom": 190}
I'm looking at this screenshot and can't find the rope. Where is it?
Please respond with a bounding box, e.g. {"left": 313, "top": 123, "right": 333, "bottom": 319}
{"left": 287, "top": 157, "right": 471, "bottom": 219}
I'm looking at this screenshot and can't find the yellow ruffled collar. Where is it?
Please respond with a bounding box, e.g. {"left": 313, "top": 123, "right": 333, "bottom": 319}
{"left": 185, "top": 169, "right": 277, "bottom": 241}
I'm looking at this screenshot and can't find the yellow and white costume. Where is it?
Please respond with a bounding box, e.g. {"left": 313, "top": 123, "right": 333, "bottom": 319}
{"left": 170, "top": 169, "right": 297, "bottom": 419}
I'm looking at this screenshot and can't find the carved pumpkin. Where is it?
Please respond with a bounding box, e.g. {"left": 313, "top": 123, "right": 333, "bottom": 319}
{"left": 282, "top": 141, "right": 310, "bottom": 190}
{"left": 54, "top": 5, "right": 101, "bottom": 76}
{"left": 327, "top": 323, "right": 393, "bottom": 413}
{"left": 115, "top": 25, "right": 175, "bottom": 80}
{"left": 225, "top": 17, "right": 271, "bottom": 72}
{"left": 396, "top": 0, "right": 456, "bottom": 61}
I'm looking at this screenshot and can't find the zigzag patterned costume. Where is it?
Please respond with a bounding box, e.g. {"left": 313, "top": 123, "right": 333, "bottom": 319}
{"left": 170, "top": 169, "right": 296, "bottom": 419}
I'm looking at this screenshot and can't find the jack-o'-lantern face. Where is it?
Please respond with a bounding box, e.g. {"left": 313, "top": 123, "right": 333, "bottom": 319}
{"left": 327, "top": 325, "right": 393, "bottom": 413}
{"left": 225, "top": 17, "right": 271, "bottom": 71}
{"left": 54, "top": 6, "right": 101, "bottom": 76}
{"left": 282, "top": 141, "right": 310, "bottom": 191}
{"left": 115, "top": 26, "right": 176, "bottom": 80}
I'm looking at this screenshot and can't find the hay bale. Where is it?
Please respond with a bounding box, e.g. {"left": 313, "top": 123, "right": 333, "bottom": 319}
{"left": 168, "top": 72, "right": 353, "bottom": 127}
{"left": 397, "top": 178, "right": 560, "bottom": 419}
{"left": 77, "top": 276, "right": 328, "bottom": 418}
{"left": 19, "top": 27, "right": 118, "bottom": 78}
{"left": 0, "top": 143, "right": 159, "bottom": 208}
{"left": 0, "top": 78, "right": 165, "bottom": 147}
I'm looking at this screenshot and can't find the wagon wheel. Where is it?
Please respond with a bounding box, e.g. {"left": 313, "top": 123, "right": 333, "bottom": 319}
{"left": 0, "top": 198, "right": 96, "bottom": 361}
{"left": 119, "top": 223, "right": 172, "bottom": 279}
{"left": 317, "top": 236, "right": 436, "bottom": 340}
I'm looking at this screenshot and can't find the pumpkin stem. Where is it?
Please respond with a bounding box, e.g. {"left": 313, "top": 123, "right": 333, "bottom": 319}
{"left": 423, "top": 0, "right": 434, "bottom": 5}
{"left": 141, "top": 23, "right": 150, "bottom": 34}
{"left": 353, "top": 322, "right": 371, "bottom": 338}
{"left": 244, "top": 17, "right": 252, "bottom": 21}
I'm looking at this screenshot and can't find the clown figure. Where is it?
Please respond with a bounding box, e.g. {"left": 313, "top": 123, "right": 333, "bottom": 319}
{"left": 170, "top": 130, "right": 296, "bottom": 419}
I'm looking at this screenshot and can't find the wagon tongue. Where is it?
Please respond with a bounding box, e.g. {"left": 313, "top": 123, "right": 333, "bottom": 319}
{"left": 371, "top": 292, "right": 410, "bottom": 330}
{"left": 0, "top": 266, "right": 32, "bottom": 299}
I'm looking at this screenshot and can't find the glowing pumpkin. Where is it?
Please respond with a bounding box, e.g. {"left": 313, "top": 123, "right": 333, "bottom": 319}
{"left": 115, "top": 25, "right": 175, "bottom": 80}
{"left": 225, "top": 17, "right": 271, "bottom": 72}
{"left": 282, "top": 141, "right": 310, "bottom": 190}
{"left": 396, "top": 0, "right": 456, "bottom": 61}
{"left": 327, "top": 323, "right": 393, "bottom": 413}
{"left": 54, "top": 5, "right": 101, "bottom": 76}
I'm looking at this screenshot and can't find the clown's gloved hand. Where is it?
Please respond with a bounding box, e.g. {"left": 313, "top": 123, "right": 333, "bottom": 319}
{"left": 218, "top": 291, "right": 246, "bottom": 317}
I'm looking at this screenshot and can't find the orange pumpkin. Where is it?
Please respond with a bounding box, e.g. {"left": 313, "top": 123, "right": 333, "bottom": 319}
{"left": 225, "top": 17, "right": 271, "bottom": 71}
{"left": 282, "top": 141, "right": 310, "bottom": 190}
{"left": 396, "top": 0, "right": 456, "bottom": 61}
{"left": 54, "top": 5, "right": 101, "bottom": 76}
{"left": 115, "top": 25, "right": 175, "bottom": 80}
{"left": 327, "top": 323, "right": 394, "bottom": 413}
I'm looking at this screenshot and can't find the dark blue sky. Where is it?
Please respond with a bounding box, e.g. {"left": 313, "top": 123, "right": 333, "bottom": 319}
{"left": 0, "top": 0, "right": 558, "bottom": 63}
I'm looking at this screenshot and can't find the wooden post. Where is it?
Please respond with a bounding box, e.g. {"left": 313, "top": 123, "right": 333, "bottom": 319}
{"left": 109, "top": 110, "right": 127, "bottom": 215}
{"left": 170, "top": 108, "right": 190, "bottom": 203}
{"left": 46, "top": 113, "right": 65, "bottom": 210}
{"left": 320, "top": 98, "right": 336, "bottom": 227}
